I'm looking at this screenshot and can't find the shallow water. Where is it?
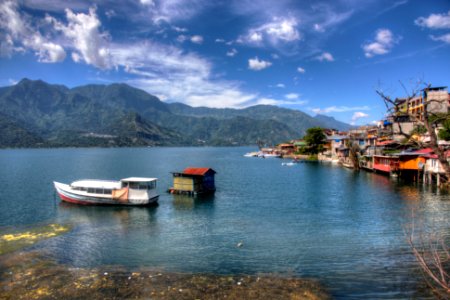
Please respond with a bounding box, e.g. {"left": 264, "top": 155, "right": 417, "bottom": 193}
{"left": 0, "top": 147, "right": 449, "bottom": 298}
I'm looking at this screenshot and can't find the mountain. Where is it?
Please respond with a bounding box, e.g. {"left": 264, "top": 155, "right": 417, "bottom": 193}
{"left": 0, "top": 79, "right": 352, "bottom": 148}
{"left": 0, "top": 113, "right": 44, "bottom": 147}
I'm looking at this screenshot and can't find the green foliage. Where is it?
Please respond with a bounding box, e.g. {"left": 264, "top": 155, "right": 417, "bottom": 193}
{"left": 411, "top": 125, "right": 428, "bottom": 135}
{"left": 303, "top": 127, "right": 326, "bottom": 154}
{"left": 439, "top": 119, "right": 450, "bottom": 141}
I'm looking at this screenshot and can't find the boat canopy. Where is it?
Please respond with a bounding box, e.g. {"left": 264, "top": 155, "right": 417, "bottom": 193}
{"left": 71, "top": 180, "right": 121, "bottom": 190}
{"left": 121, "top": 177, "right": 158, "bottom": 182}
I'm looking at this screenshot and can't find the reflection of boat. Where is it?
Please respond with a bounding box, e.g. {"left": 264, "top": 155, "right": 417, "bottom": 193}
{"left": 54, "top": 177, "right": 159, "bottom": 206}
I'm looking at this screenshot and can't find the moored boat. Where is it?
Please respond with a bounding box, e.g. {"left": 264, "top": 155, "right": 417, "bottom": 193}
{"left": 54, "top": 177, "right": 159, "bottom": 206}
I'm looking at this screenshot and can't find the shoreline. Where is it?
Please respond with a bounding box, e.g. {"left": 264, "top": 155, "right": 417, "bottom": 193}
{"left": 0, "top": 251, "right": 331, "bottom": 300}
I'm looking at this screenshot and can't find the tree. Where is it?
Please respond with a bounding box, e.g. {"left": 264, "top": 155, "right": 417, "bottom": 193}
{"left": 376, "top": 83, "right": 450, "bottom": 186}
{"left": 303, "top": 127, "right": 326, "bottom": 155}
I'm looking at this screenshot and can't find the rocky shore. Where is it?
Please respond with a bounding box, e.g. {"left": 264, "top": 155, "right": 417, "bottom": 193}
{"left": 0, "top": 251, "right": 330, "bottom": 300}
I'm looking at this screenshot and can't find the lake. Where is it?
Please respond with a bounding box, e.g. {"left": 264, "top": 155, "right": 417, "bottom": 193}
{"left": 0, "top": 147, "right": 449, "bottom": 299}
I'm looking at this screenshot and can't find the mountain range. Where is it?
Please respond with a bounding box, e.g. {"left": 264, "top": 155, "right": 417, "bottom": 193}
{"left": 0, "top": 79, "right": 351, "bottom": 148}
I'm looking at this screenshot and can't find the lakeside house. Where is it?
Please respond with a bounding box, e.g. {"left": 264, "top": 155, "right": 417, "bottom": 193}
{"left": 271, "top": 86, "right": 450, "bottom": 186}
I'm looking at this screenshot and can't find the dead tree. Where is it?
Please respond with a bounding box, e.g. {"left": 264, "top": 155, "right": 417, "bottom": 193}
{"left": 407, "top": 215, "right": 450, "bottom": 299}
{"left": 376, "top": 82, "right": 450, "bottom": 186}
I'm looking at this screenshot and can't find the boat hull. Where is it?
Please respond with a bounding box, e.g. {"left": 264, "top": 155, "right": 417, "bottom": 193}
{"left": 54, "top": 182, "right": 158, "bottom": 206}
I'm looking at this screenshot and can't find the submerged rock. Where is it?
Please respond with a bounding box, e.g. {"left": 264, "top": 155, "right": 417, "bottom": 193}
{"left": 0, "top": 224, "right": 71, "bottom": 255}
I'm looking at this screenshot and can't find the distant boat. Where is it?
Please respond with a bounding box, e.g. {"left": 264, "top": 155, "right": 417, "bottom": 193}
{"left": 243, "top": 152, "right": 260, "bottom": 157}
{"left": 258, "top": 153, "right": 281, "bottom": 158}
{"left": 282, "top": 162, "right": 296, "bottom": 166}
{"left": 54, "top": 177, "right": 159, "bottom": 206}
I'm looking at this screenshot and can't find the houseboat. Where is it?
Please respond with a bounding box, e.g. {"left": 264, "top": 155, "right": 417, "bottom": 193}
{"left": 54, "top": 177, "right": 159, "bottom": 206}
{"left": 169, "top": 167, "right": 216, "bottom": 196}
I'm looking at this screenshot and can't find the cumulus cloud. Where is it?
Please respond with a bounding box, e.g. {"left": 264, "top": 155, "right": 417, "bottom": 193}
{"left": 285, "top": 93, "right": 299, "bottom": 99}
{"left": 215, "top": 38, "right": 225, "bottom": 43}
{"left": 431, "top": 33, "right": 450, "bottom": 44}
{"left": 415, "top": 11, "right": 450, "bottom": 29}
{"left": 315, "top": 52, "right": 334, "bottom": 62}
{"left": 362, "top": 29, "right": 398, "bottom": 58}
{"left": 276, "top": 83, "right": 285, "bottom": 88}
{"left": 351, "top": 112, "right": 369, "bottom": 122}
{"left": 248, "top": 57, "right": 272, "bottom": 71}
{"left": 190, "top": 35, "right": 203, "bottom": 44}
{"left": 297, "top": 67, "right": 305, "bottom": 73}
{"left": 226, "top": 48, "right": 238, "bottom": 57}
{"left": 240, "top": 17, "right": 301, "bottom": 47}
{"left": 0, "top": 1, "right": 66, "bottom": 61}
{"left": 312, "top": 105, "right": 370, "bottom": 114}
{"left": 48, "top": 7, "right": 111, "bottom": 68}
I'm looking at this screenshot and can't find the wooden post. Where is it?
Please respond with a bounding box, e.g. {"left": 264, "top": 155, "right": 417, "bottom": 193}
{"left": 437, "top": 173, "right": 441, "bottom": 187}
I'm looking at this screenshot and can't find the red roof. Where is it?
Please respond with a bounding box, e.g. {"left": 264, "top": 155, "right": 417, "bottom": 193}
{"left": 183, "top": 167, "right": 216, "bottom": 176}
{"left": 413, "top": 148, "right": 433, "bottom": 154}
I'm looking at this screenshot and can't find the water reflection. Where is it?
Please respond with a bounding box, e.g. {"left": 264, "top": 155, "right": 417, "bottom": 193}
{"left": 172, "top": 194, "right": 215, "bottom": 210}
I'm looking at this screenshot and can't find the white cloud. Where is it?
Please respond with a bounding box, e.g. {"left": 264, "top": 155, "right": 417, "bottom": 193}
{"left": 315, "top": 52, "right": 334, "bottom": 62}
{"left": 362, "top": 28, "right": 398, "bottom": 58}
{"left": 313, "top": 23, "right": 325, "bottom": 32}
{"left": 276, "top": 83, "right": 285, "bottom": 88}
{"left": 172, "top": 26, "right": 188, "bottom": 32}
{"left": 415, "top": 11, "right": 450, "bottom": 29}
{"left": 226, "top": 48, "right": 238, "bottom": 57}
{"left": 431, "top": 33, "right": 450, "bottom": 44}
{"left": 248, "top": 57, "right": 272, "bottom": 71}
{"left": 297, "top": 67, "right": 305, "bottom": 73}
{"left": 48, "top": 7, "right": 111, "bottom": 68}
{"left": 285, "top": 93, "right": 299, "bottom": 100}
{"left": 312, "top": 105, "right": 370, "bottom": 114}
{"left": 140, "top": 0, "right": 155, "bottom": 6}
{"left": 0, "top": 1, "right": 66, "bottom": 62}
{"left": 254, "top": 97, "right": 307, "bottom": 106}
{"left": 145, "top": 0, "right": 210, "bottom": 24}
{"left": 215, "top": 38, "right": 225, "bottom": 43}
{"left": 109, "top": 41, "right": 263, "bottom": 108}
{"left": 190, "top": 35, "right": 203, "bottom": 44}
{"left": 240, "top": 17, "right": 301, "bottom": 47}
{"left": 8, "top": 78, "right": 18, "bottom": 85}
{"left": 249, "top": 32, "right": 263, "bottom": 43}
{"left": 351, "top": 112, "right": 369, "bottom": 122}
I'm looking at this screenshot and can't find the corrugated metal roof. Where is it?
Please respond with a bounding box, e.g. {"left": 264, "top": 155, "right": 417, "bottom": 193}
{"left": 183, "top": 167, "right": 216, "bottom": 176}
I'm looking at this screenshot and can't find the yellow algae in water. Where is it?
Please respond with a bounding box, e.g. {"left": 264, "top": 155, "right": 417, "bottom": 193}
{"left": 0, "top": 223, "right": 71, "bottom": 255}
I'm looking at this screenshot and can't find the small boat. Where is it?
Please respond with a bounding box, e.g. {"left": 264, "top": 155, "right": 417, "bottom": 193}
{"left": 243, "top": 152, "right": 260, "bottom": 157}
{"left": 282, "top": 162, "right": 297, "bottom": 166}
{"left": 258, "top": 153, "right": 281, "bottom": 158}
{"left": 54, "top": 177, "right": 159, "bottom": 206}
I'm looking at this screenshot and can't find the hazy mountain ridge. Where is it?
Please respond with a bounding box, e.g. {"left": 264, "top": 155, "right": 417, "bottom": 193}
{"left": 0, "top": 79, "right": 351, "bottom": 147}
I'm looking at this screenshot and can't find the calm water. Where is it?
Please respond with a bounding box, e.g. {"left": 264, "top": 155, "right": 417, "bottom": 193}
{"left": 1, "top": 147, "right": 449, "bottom": 299}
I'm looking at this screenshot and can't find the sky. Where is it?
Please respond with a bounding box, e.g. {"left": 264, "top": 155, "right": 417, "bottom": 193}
{"left": 0, "top": 0, "right": 450, "bottom": 125}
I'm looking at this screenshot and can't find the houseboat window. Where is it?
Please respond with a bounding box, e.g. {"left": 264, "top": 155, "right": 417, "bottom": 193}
{"left": 87, "top": 188, "right": 95, "bottom": 193}
{"left": 128, "top": 182, "right": 140, "bottom": 189}
{"left": 104, "top": 189, "right": 112, "bottom": 194}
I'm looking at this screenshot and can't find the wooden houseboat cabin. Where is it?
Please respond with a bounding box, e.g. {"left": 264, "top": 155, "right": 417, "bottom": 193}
{"left": 170, "top": 167, "right": 216, "bottom": 196}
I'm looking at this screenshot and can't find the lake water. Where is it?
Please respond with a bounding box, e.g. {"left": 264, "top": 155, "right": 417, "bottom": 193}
{"left": 0, "top": 147, "right": 449, "bottom": 299}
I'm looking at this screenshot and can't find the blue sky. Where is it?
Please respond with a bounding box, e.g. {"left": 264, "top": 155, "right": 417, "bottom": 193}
{"left": 0, "top": 0, "right": 449, "bottom": 125}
